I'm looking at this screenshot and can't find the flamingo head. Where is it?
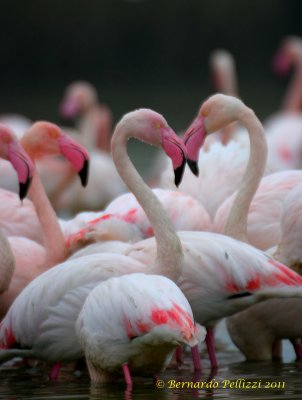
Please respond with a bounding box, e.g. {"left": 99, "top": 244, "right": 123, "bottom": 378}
{"left": 184, "top": 94, "right": 244, "bottom": 176}
{"left": 0, "top": 124, "right": 34, "bottom": 199}
{"left": 60, "top": 81, "right": 98, "bottom": 119}
{"left": 210, "top": 49, "right": 236, "bottom": 93}
{"left": 272, "top": 36, "right": 302, "bottom": 76}
{"left": 116, "top": 109, "right": 187, "bottom": 187}
{"left": 22, "top": 121, "right": 90, "bottom": 187}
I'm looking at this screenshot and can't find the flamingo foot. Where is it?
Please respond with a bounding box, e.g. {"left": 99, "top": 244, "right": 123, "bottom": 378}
{"left": 122, "top": 363, "right": 133, "bottom": 387}
{"left": 205, "top": 327, "right": 218, "bottom": 368}
{"left": 49, "top": 362, "right": 61, "bottom": 381}
{"left": 191, "top": 345, "right": 202, "bottom": 371}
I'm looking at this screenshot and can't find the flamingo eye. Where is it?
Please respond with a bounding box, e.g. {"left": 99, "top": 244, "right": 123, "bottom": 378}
{"left": 155, "top": 123, "right": 162, "bottom": 129}
{"left": 49, "top": 130, "right": 59, "bottom": 139}
{"left": 201, "top": 108, "right": 209, "bottom": 117}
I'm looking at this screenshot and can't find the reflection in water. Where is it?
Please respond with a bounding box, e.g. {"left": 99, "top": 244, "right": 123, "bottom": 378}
{"left": 1, "top": 350, "right": 302, "bottom": 400}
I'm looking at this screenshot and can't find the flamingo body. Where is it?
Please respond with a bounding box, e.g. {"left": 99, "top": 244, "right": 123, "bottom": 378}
{"left": 214, "top": 170, "right": 302, "bottom": 250}
{"left": 76, "top": 273, "right": 204, "bottom": 381}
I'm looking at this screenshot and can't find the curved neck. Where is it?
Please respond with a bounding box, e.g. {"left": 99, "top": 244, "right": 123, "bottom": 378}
{"left": 28, "top": 172, "right": 68, "bottom": 267}
{"left": 0, "top": 234, "right": 14, "bottom": 294}
{"left": 21, "top": 139, "right": 68, "bottom": 267}
{"left": 283, "top": 53, "right": 302, "bottom": 112}
{"left": 111, "top": 125, "right": 183, "bottom": 282}
{"left": 223, "top": 108, "right": 268, "bottom": 242}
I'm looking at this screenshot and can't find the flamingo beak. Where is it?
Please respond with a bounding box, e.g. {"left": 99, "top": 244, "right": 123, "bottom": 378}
{"left": 7, "top": 141, "right": 34, "bottom": 200}
{"left": 183, "top": 115, "right": 207, "bottom": 177}
{"left": 58, "top": 134, "right": 90, "bottom": 187}
{"left": 162, "top": 127, "right": 187, "bottom": 187}
{"left": 59, "top": 97, "right": 82, "bottom": 119}
{"left": 174, "top": 157, "right": 186, "bottom": 187}
{"left": 78, "top": 158, "right": 89, "bottom": 187}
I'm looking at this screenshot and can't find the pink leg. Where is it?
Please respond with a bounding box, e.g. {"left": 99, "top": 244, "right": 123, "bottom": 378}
{"left": 49, "top": 362, "right": 61, "bottom": 381}
{"left": 205, "top": 327, "right": 218, "bottom": 368}
{"left": 191, "top": 345, "right": 202, "bottom": 371}
{"left": 122, "top": 363, "right": 132, "bottom": 387}
{"left": 175, "top": 346, "right": 183, "bottom": 366}
{"left": 291, "top": 339, "right": 302, "bottom": 360}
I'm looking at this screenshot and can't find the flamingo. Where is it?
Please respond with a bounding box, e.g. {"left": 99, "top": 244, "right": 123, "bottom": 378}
{"left": 0, "top": 126, "right": 34, "bottom": 295}
{"left": 60, "top": 80, "right": 112, "bottom": 152}
{"left": 182, "top": 93, "right": 302, "bottom": 362}
{"left": 226, "top": 184, "right": 302, "bottom": 361}
{"left": 64, "top": 187, "right": 211, "bottom": 254}
{"left": 125, "top": 94, "right": 302, "bottom": 369}
{"left": 53, "top": 81, "right": 125, "bottom": 213}
{"left": 0, "top": 108, "right": 202, "bottom": 383}
{"left": 76, "top": 273, "right": 204, "bottom": 385}
{"left": 204, "top": 49, "right": 240, "bottom": 148}
{"left": 265, "top": 36, "right": 302, "bottom": 172}
{"left": 0, "top": 122, "right": 89, "bottom": 318}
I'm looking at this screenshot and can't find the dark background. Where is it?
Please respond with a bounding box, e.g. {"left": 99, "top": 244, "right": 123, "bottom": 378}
{"left": 0, "top": 0, "right": 302, "bottom": 130}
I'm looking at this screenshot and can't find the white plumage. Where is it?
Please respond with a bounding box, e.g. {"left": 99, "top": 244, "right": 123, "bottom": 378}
{"left": 76, "top": 273, "right": 205, "bottom": 382}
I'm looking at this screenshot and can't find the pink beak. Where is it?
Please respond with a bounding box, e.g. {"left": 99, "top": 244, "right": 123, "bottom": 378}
{"left": 58, "top": 134, "right": 90, "bottom": 186}
{"left": 183, "top": 115, "right": 207, "bottom": 176}
{"left": 272, "top": 52, "right": 291, "bottom": 76}
{"left": 161, "top": 127, "right": 187, "bottom": 187}
{"left": 8, "top": 141, "right": 34, "bottom": 199}
{"left": 59, "top": 97, "right": 81, "bottom": 119}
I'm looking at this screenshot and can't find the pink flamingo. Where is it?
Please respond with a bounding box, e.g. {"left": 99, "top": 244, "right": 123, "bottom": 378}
{"left": 0, "top": 109, "right": 199, "bottom": 382}
{"left": 0, "top": 126, "right": 34, "bottom": 295}
{"left": 226, "top": 184, "right": 302, "bottom": 361}
{"left": 76, "top": 273, "right": 204, "bottom": 385}
{"left": 0, "top": 122, "right": 89, "bottom": 318}
{"left": 265, "top": 36, "right": 302, "bottom": 171}
{"left": 65, "top": 188, "right": 211, "bottom": 253}
{"left": 183, "top": 93, "right": 302, "bottom": 362}
{"left": 60, "top": 80, "right": 112, "bottom": 152}
{"left": 204, "top": 49, "right": 240, "bottom": 148}
{"left": 53, "top": 81, "right": 125, "bottom": 213}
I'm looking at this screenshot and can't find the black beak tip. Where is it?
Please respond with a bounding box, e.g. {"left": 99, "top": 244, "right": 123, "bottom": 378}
{"left": 19, "top": 176, "right": 32, "bottom": 200}
{"left": 78, "top": 159, "right": 89, "bottom": 187}
{"left": 187, "top": 159, "right": 199, "bottom": 177}
{"left": 174, "top": 161, "right": 186, "bottom": 187}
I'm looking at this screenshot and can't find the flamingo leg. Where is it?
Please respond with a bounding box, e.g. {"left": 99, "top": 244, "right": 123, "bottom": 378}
{"left": 49, "top": 362, "right": 61, "bottom": 381}
{"left": 122, "top": 363, "right": 133, "bottom": 387}
{"left": 191, "top": 345, "right": 202, "bottom": 371}
{"left": 205, "top": 327, "right": 218, "bottom": 368}
{"left": 291, "top": 339, "right": 302, "bottom": 360}
{"left": 175, "top": 345, "right": 183, "bottom": 366}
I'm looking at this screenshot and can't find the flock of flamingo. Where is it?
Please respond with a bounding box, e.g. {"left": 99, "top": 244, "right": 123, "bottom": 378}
{"left": 1, "top": 36, "right": 302, "bottom": 387}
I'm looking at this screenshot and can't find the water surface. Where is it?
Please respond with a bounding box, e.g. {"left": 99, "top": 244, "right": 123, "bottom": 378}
{"left": 1, "top": 339, "right": 301, "bottom": 400}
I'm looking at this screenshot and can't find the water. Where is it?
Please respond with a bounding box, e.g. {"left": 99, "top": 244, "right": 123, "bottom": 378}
{"left": 1, "top": 336, "right": 302, "bottom": 400}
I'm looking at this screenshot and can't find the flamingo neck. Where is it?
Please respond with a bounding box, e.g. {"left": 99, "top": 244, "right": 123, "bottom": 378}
{"left": 283, "top": 53, "right": 302, "bottom": 112}
{"left": 28, "top": 171, "right": 68, "bottom": 267}
{"left": 220, "top": 66, "right": 238, "bottom": 98}
{"left": 223, "top": 107, "right": 267, "bottom": 242}
{"left": 0, "top": 234, "right": 14, "bottom": 294}
{"left": 111, "top": 125, "right": 183, "bottom": 282}
{"left": 80, "top": 104, "right": 111, "bottom": 153}
{"left": 215, "top": 64, "right": 239, "bottom": 145}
